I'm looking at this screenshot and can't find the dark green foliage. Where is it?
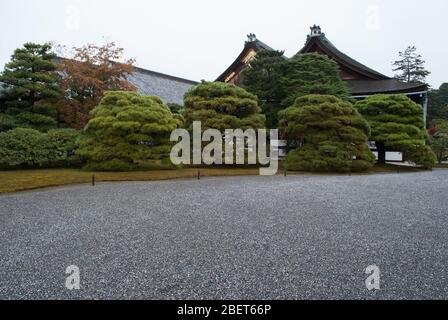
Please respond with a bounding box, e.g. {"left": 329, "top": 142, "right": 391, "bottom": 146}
{"left": 46, "top": 129, "right": 80, "bottom": 167}
{"left": 77, "top": 91, "right": 182, "bottom": 171}
{"left": 393, "top": 46, "right": 430, "bottom": 83}
{"left": 280, "top": 53, "right": 350, "bottom": 107}
{"left": 428, "top": 83, "right": 448, "bottom": 124}
{"left": 429, "top": 119, "right": 448, "bottom": 164}
{"left": 167, "top": 103, "right": 183, "bottom": 114}
{"left": 0, "top": 128, "right": 49, "bottom": 168}
{"left": 0, "top": 43, "right": 60, "bottom": 132}
{"left": 403, "top": 145, "right": 436, "bottom": 169}
{"left": 241, "top": 50, "right": 286, "bottom": 128}
{"left": 184, "top": 81, "right": 265, "bottom": 131}
{"left": 82, "top": 159, "right": 136, "bottom": 172}
{"left": 279, "top": 95, "right": 375, "bottom": 173}
{"left": 0, "top": 128, "right": 79, "bottom": 169}
{"left": 0, "top": 113, "right": 17, "bottom": 132}
{"left": 355, "top": 94, "right": 435, "bottom": 167}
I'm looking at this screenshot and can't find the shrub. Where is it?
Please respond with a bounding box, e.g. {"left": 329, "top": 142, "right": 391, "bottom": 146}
{"left": 0, "top": 113, "right": 17, "bottom": 132}
{"left": 404, "top": 145, "right": 436, "bottom": 169}
{"left": 0, "top": 128, "right": 80, "bottom": 169}
{"left": 82, "top": 159, "right": 136, "bottom": 172}
{"left": 46, "top": 129, "right": 80, "bottom": 167}
{"left": 0, "top": 128, "right": 50, "bottom": 168}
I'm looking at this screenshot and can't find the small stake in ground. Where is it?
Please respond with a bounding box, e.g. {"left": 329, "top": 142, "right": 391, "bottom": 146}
{"left": 92, "top": 174, "right": 96, "bottom": 186}
{"left": 197, "top": 170, "right": 200, "bottom": 180}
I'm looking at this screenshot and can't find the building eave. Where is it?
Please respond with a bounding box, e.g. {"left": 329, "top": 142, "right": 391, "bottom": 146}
{"left": 298, "top": 35, "right": 390, "bottom": 81}
{"left": 216, "top": 39, "right": 273, "bottom": 82}
{"left": 346, "top": 79, "right": 428, "bottom": 96}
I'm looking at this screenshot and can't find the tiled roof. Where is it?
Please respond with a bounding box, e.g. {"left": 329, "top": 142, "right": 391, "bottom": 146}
{"left": 346, "top": 79, "right": 427, "bottom": 96}
{"left": 54, "top": 57, "right": 198, "bottom": 106}
{"left": 216, "top": 39, "right": 273, "bottom": 82}
{"left": 299, "top": 34, "right": 390, "bottom": 80}
{"left": 129, "top": 67, "right": 198, "bottom": 105}
{"left": 217, "top": 28, "right": 429, "bottom": 96}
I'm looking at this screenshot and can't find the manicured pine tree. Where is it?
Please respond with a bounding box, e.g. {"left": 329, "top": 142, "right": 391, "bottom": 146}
{"left": 183, "top": 81, "right": 265, "bottom": 131}
{"left": 355, "top": 94, "right": 435, "bottom": 168}
{"left": 279, "top": 95, "right": 375, "bottom": 173}
{"left": 0, "top": 43, "right": 61, "bottom": 132}
{"left": 77, "top": 91, "right": 182, "bottom": 171}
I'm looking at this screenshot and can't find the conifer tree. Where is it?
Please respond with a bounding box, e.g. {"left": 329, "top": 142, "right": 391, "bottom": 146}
{"left": 242, "top": 50, "right": 286, "bottom": 128}
{"left": 184, "top": 81, "right": 265, "bottom": 131}
{"left": 393, "top": 46, "right": 430, "bottom": 83}
{"left": 280, "top": 53, "right": 350, "bottom": 107}
{"left": 279, "top": 95, "right": 375, "bottom": 173}
{"left": 0, "top": 43, "right": 60, "bottom": 132}
{"left": 355, "top": 94, "right": 435, "bottom": 168}
{"left": 77, "top": 91, "right": 182, "bottom": 171}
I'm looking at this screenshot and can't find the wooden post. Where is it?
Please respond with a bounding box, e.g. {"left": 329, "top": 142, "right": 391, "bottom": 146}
{"left": 284, "top": 166, "right": 287, "bottom": 177}
{"left": 92, "top": 174, "right": 96, "bottom": 186}
{"left": 197, "top": 170, "right": 200, "bottom": 180}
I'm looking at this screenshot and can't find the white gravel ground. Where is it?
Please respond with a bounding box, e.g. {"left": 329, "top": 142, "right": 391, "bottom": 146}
{"left": 1, "top": 170, "right": 448, "bottom": 299}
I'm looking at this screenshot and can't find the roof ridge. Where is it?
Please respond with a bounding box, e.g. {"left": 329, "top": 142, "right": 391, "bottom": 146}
{"left": 54, "top": 56, "right": 198, "bottom": 85}
{"left": 319, "top": 35, "right": 390, "bottom": 79}
{"left": 132, "top": 65, "right": 198, "bottom": 85}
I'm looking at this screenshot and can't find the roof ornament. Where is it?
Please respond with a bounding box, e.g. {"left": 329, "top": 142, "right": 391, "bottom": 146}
{"left": 309, "top": 25, "right": 323, "bottom": 38}
{"left": 246, "top": 33, "right": 257, "bottom": 43}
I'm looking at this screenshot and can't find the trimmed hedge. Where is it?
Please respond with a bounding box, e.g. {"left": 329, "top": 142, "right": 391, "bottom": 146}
{"left": 0, "top": 128, "right": 79, "bottom": 169}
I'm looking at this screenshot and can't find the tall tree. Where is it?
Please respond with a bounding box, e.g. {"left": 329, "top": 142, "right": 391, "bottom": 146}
{"left": 280, "top": 53, "right": 350, "bottom": 107}
{"left": 428, "top": 83, "right": 448, "bottom": 124}
{"left": 392, "top": 46, "right": 430, "bottom": 83}
{"left": 57, "top": 42, "right": 136, "bottom": 129}
{"left": 355, "top": 94, "right": 435, "bottom": 168}
{"left": 0, "top": 43, "right": 61, "bottom": 132}
{"left": 241, "top": 50, "right": 286, "bottom": 128}
{"left": 279, "top": 95, "right": 375, "bottom": 173}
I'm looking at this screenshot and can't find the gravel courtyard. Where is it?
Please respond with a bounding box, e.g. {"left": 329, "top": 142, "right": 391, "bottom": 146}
{"left": 1, "top": 170, "right": 448, "bottom": 300}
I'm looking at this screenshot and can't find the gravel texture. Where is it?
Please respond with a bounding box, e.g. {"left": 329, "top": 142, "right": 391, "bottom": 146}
{"left": 1, "top": 171, "right": 448, "bottom": 300}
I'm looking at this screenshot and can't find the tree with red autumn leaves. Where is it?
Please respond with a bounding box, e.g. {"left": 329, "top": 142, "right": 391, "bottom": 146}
{"left": 57, "top": 42, "right": 136, "bottom": 129}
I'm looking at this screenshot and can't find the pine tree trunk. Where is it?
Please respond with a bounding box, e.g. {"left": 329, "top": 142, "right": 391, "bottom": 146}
{"left": 29, "top": 89, "right": 35, "bottom": 108}
{"left": 376, "top": 141, "right": 386, "bottom": 164}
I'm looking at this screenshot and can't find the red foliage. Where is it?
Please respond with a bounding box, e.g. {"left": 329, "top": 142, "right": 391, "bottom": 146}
{"left": 428, "top": 125, "right": 437, "bottom": 136}
{"left": 58, "top": 42, "right": 137, "bottom": 129}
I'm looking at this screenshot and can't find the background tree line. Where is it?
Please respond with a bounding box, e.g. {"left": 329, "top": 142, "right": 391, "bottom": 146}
{"left": 0, "top": 41, "right": 444, "bottom": 171}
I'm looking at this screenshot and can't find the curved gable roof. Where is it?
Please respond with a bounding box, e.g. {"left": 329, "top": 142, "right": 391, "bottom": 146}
{"left": 216, "top": 38, "right": 273, "bottom": 82}
{"left": 298, "top": 33, "right": 390, "bottom": 80}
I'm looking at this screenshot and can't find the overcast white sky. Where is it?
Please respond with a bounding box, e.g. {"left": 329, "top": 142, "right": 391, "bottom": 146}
{"left": 1, "top": 0, "right": 447, "bottom": 88}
